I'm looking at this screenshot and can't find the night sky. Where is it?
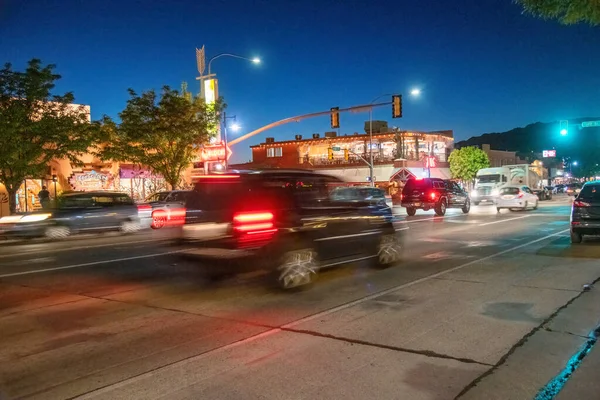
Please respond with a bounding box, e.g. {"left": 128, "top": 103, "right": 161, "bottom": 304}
{"left": 2, "top": 0, "right": 599, "bottom": 162}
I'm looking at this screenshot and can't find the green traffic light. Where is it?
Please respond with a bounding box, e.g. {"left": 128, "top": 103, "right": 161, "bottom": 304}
{"left": 560, "top": 128, "right": 568, "bottom": 136}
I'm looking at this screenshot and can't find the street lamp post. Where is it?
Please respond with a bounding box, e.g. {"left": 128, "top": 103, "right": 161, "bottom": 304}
{"left": 222, "top": 112, "right": 240, "bottom": 170}
{"left": 207, "top": 53, "right": 260, "bottom": 76}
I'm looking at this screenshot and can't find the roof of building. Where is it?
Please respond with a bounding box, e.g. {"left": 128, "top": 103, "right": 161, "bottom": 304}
{"left": 250, "top": 129, "right": 454, "bottom": 148}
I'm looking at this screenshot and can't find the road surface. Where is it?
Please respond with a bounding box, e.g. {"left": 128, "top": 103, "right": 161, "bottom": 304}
{"left": 1, "top": 195, "right": 599, "bottom": 400}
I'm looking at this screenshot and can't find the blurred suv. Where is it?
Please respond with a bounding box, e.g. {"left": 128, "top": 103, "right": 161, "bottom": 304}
{"left": 570, "top": 181, "right": 600, "bottom": 244}
{"left": 400, "top": 177, "right": 470, "bottom": 216}
{"left": 176, "top": 171, "right": 403, "bottom": 289}
{"left": 146, "top": 190, "right": 190, "bottom": 229}
{"left": 0, "top": 191, "right": 150, "bottom": 239}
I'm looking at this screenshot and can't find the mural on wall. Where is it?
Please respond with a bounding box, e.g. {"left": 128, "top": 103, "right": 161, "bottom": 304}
{"left": 68, "top": 170, "right": 115, "bottom": 192}
{"left": 118, "top": 165, "right": 166, "bottom": 201}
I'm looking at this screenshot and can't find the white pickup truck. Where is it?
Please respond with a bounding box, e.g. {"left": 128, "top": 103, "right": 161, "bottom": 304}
{"left": 471, "top": 165, "right": 542, "bottom": 205}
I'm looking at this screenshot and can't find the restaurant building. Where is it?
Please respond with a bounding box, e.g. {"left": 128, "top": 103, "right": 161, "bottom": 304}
{"left": 230, "top": 123, "right": 455, "bottom": 195}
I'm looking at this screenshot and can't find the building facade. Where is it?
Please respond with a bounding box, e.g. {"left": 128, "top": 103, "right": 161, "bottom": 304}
{"left": 0, "top": 104, "right": 174, "bottom": 217}
{"left": 230, "top": 128, "right": 455, "bottom": 194}
{"left": 479, "top": 144, "right": 528, "bottom": 167}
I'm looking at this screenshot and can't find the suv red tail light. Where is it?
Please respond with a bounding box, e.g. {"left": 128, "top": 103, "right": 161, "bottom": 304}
{"left": 137, "top": 204, "right": 152, "bottom": 213}
{"left": 428, "top": 191, "right": 437, "bottom": 200}
{"left": 573, "top": 200, "right": 590, "bottom": 208}
{"left": 233, "top": 211, "right": 277, "bottom": 235}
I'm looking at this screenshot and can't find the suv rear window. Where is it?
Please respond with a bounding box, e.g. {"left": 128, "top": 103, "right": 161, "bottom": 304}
{"left": 500, "top": 187, "right": 520, "bottom": 195}
{"left": 404, "top": 179, "right": 432, "bottom": 191}
{"left": 578, "top": 185, "right": 600, "bottom": 201}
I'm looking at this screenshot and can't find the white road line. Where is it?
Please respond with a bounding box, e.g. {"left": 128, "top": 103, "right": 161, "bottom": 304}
{"left": 0, "top": 237, "right": 169, "bottom": 259}
{"left": 0, "top": 250, "right": 187, "bottom": 278}
{"left": 76, "top": 227, "right": 569, "bottom": 399}
{"left": 478, "top": 215, "right": 530, "bottom": 226}
{"left": 400, "top": 214, "right": 466, "bottom": 224}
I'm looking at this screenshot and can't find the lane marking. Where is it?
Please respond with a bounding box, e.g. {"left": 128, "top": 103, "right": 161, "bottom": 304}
{"left": 399, "top": 214, "right": 466, "bottom": 224}
{"left": 0, "top": 237, "right": 170, "bottom": 259}
{"left": 77, "top": 228, "right": 569, "bottom": 399}
{"left": 0, "top": 250, "right": 187, "bottom": 278}
{"left": 479, "top": 215, "right": 530, "bottom": 226}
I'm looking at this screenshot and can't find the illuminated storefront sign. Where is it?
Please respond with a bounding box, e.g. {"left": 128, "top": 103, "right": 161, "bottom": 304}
{"left": 542, "top": 150, "right": 556, "bottom": 158}
{"left": 200, "top": 143, "right": 232, "bottom": 161}
{"left": 68, "top": 170, "right": 114, "bottom": 191}
{"left": 204, "top": 78, "right": 218, "bottom": 104}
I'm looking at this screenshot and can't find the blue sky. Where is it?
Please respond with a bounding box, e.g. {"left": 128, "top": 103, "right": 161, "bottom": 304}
{"left": 2, "top": 0, "right": 599, "bottom": 162}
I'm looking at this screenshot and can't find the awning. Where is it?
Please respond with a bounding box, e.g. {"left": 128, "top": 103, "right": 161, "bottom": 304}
{"left": 390, "top": 167, "right": 452, "bottom": 181}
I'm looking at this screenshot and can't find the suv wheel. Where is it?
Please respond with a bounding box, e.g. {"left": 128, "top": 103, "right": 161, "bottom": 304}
{"left": 151, "top": 213, "right": 166, "bottom": 229}
{"left": 376, "top": 234, "right": 402, "bottom": 267}
{"left": 462, "top": 199, "right": 471, "bottom": 214}
{"left": 406, "top": 207, "right": 416, "bottom": 216}
{"left": 435, "top": 199, "right": 447, "bottom": 216}
{"left": 276, "top": 248, "right": 319, "bottom": 290}
{"left": 45, "top": 225, "right": 70, "bottom": 240}
{"left": 570, "top": 231, "right": 583, "bottom": 244}
{"left": 120, "top": 220, "right": 140, "bottom": 234}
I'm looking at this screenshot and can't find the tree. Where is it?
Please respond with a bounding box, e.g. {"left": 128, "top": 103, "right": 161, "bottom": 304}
{"left": 100, "top": 86, "right": 222, "bottom": 190}
{"left": 0, "top": 59, "right": 100, "bottom": 214}
{"left": 448, "top": 146, "right": 491, "bottom": 183}
{"left": 515, "top": 0, "right": 600, "bottom": 25}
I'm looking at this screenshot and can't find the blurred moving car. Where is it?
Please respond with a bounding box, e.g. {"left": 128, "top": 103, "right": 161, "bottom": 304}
{"left": 570, "top": 181, "right": 600, "bottom": 244}
{"left": 176, "top": 171, "right": 404, "bottom": 290}
{"left": 0, "top": 191, "right": 149, "bottom": 239}
{"left": 536, "top": 186, "right": 553, "bottom": 201}
{"left": 495, "top": 186, "right": 538, "bottom": 212}
{"left": 146, "top": 190, "right": 190, "bottom": 229}
{"left": 400, "top": 177, "right": 470, "bottom": 216}
{"left": 331, "top": 186, "right": 391, "bottom": 208}
{"left": 566, "top": 183, "right": 582, "bottom": 196}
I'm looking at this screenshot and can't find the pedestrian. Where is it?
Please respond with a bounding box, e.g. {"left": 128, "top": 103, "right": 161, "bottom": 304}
{"left": 38, "top": 186, "right": 50, "bottom": 209}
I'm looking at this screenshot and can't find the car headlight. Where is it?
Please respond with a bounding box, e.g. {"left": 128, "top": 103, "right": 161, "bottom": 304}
{"left": 471, "top": 190, "right": 478, "bottom": 197}
{"left": 491, "top": 189, "right": 499, "bottom": 196}
{"left": 0, "top": 215, "right": 23, "bottom": 224}
{"left": 19, "top": 213, "right": 52, "bottom": 223}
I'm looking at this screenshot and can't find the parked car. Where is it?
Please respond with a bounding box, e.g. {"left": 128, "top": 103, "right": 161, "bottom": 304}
{"left": 570, "top": 182, "right": 600, "bottom": 244}
{"left": 0, "top": 191, "right": 150, "bottom": 239}
{"left": 495, "top": 186, "right": 539, "bottom": 212}
{"left": 400, "top": 177, "right": 470, "bottom": 216}
{"left": 176, "top": 171, "right": 404, "bottom": 290}
{"left": 146, "top": 190, "right": 190, "bottom": 229}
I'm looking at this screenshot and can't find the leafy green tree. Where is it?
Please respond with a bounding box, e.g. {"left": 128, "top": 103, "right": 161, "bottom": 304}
{"left": 0, "top": 59, "right": 100, "bottom": 214}
{"left": 515, "top": 0, "right": 600, "bottom": 25}
{"left": 448, "top": 146, "right": 491, "bottom": 183}
{"left": 100, "top": 86, "right": 222, "bottom": 190}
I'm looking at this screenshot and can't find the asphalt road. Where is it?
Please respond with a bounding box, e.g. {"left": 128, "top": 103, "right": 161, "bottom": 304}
{"left": 2, "top": 194, "right": 600, "bottom": 400}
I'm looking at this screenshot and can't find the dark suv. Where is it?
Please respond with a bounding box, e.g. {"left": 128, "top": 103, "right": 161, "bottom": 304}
{"left": 401, "top": 177, "right": 470, "bottom": 216}
{"left": 176, "top": 171, "right": 403, "bottom": 289}
{"left": 570, "top": 181, "right": 600, "bottom": 244}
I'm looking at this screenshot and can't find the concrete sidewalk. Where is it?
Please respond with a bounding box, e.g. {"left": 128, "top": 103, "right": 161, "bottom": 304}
{"left": 555, "top": 329, "right": 600, "bottom": 400}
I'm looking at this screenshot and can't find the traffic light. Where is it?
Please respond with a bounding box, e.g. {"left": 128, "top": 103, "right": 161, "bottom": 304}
{"left": 392, "top": 95, "right": 402, "bottom": 118}
{"left": 560, "top": 120, "right": 568, "bottom": 136}
{"left": 330, "top": 107, "right": 340, "bottom": 129}
{"left": 328, "top": 147, "right": 334, "bottom": 160}
{"left": 344, "top": 148, "right": 349, "bottom": 161}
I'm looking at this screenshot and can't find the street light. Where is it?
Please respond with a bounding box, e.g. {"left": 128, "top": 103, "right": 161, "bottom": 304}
{"left": 368, "top": 90, "right": 421, "bottom": 186}
{"left": 573, "top": 161, "right": 578, "bottom": 166}
{"left": 222, "top": 112, "right": 238, "bottom": 170}
{"left": 208, "top": 53, "right": 261, "bottom": 75}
